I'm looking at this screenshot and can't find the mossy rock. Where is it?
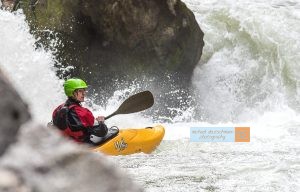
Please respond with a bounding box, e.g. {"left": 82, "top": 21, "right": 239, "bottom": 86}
{"left": 20, "top": 0, "right": 204, "bottom": 112}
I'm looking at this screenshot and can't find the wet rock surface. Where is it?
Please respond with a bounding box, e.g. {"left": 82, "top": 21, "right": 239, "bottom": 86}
{"left": 0, "top": 69, "right": 30, "bottom": 156}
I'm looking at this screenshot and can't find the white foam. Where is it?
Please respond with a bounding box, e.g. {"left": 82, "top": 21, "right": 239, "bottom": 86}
{"left": 0, "top": 10, "right": 64, "bottom": 123}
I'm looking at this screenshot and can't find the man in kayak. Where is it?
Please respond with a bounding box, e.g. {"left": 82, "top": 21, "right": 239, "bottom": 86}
{"left": 51, "top": 78, "right": 108, "bottom": 144}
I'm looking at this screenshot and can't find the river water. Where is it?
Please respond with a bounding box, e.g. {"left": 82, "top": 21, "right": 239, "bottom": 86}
{"left": 0, "top": 0, "right": 299, "bottom": 191}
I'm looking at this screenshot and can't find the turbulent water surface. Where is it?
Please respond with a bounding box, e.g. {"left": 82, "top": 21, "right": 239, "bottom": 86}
{"left": 0, "top": 0, "right": 300, "bottom": 191}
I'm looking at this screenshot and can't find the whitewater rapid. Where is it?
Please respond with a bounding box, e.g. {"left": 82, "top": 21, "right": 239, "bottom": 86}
{"left": 0, "top": 10, "right": 64, "bottom": 122}
{"left": 189, "top": 0, "right": 300, "bottom": 123}
{"left": 116, "top": 1, "right": 300, "bottom": 191}
{"left": 0, "top": 0, "right": 300, "bottom": 191}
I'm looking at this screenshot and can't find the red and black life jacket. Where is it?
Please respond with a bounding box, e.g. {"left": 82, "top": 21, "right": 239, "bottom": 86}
{"left": 52, "top": 100, "right": 95, "bottom": 142}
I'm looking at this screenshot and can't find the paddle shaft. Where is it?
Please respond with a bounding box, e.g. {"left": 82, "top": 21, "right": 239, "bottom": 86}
{"left": 105, "top": 112, "right": 117, "bottom": 120}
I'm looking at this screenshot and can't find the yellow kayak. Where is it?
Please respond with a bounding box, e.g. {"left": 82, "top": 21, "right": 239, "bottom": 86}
{"left": 93, "top": 125, "right": 165, "bottom": 155}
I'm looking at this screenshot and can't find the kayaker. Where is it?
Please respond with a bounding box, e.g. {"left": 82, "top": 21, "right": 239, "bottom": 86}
{"left": 51, "top": 78, "right": 108, "bottom": 144}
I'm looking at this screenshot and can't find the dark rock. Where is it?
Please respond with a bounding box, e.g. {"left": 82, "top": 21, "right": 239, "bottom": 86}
{"left": 20, "top": 0, "right": 204, "bottom": 96}
{"left": 0, "top": 68, "right": 30, "bottom": 156}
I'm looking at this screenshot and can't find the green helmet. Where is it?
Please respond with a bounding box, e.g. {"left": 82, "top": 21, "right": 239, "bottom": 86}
{"left": 63, "top": 78, "right": 88, "bottom": 97}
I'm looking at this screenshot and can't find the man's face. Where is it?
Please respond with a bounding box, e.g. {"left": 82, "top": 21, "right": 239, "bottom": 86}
{"left": 73, "top": 88, "right": 86, "bottom": 102}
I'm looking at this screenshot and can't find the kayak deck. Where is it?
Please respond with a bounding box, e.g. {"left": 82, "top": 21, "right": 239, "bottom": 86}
{"left": 92, "top": 125, "right": 165, "bottom": 155}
